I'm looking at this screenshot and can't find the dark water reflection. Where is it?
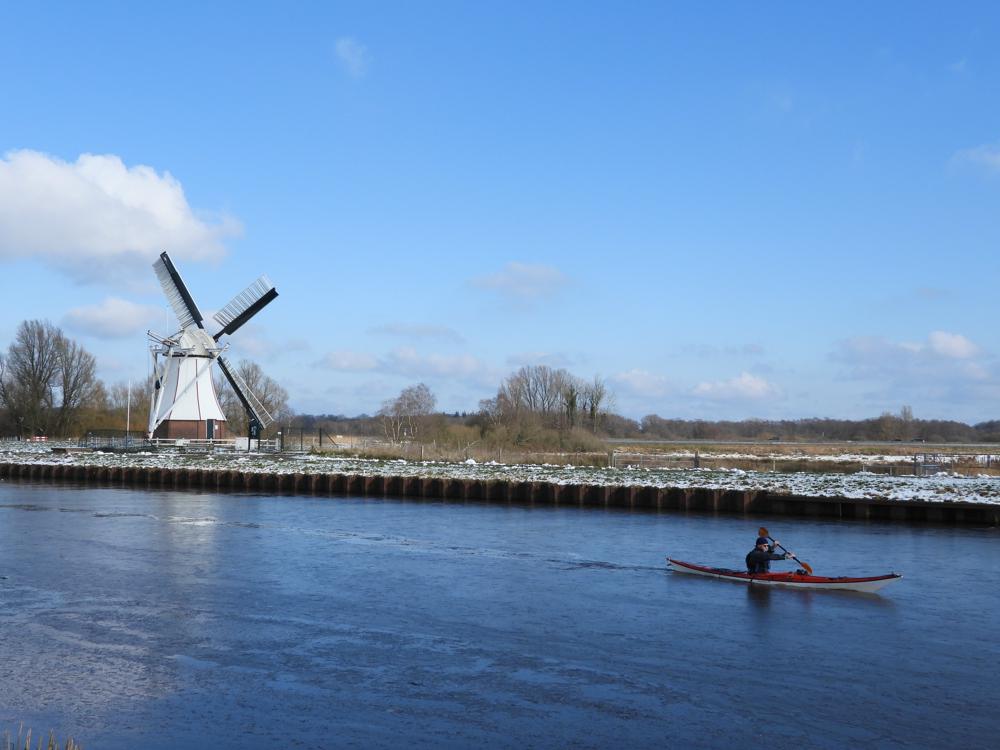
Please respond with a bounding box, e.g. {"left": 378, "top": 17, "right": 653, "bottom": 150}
{"left": 0, "top": 482, "right": 996, "bottom": 749}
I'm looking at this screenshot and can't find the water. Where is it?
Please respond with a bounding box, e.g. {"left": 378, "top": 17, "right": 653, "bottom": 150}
{"left": 0, "top": 482, "right": 996, "bottom": 749}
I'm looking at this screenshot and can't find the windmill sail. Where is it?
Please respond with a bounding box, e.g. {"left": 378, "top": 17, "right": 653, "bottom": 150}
{"left": 217, "top": 355, "right": 274, "bottom": 436}
{"left": 147, "top": 251, "right": 279, "bottom": 442}
{"left": 213, "top": 276, "right": 278, "bottom": 340}
{"left": 153, "top": 252, "right": 204, "bottom": 330}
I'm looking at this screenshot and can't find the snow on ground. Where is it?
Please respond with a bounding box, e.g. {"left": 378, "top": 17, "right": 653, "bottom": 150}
{"left": 615, "top": 450, "right": 1000, "bottom": 465}
{"left": 0, "top": 442, "right": 998, "bottom": 505}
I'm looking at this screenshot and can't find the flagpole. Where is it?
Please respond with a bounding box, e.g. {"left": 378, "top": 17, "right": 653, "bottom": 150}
{"left": 126, "top": 379, "right": 132, "bottom": 445}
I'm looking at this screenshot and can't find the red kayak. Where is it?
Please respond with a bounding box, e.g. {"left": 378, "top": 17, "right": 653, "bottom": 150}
{"left": 667, "top": 558, "right": 901, "bottom": 593}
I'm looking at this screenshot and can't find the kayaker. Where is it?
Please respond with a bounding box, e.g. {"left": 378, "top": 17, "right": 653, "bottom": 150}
{"left": 745, "top": 536, "right": 793, "bottom": 573}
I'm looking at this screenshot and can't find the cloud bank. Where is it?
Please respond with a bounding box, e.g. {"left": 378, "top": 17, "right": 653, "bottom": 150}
{"left": 317, "top": 346, "right": 498, "bottom": 388}
{"left": 612, "top": 369, "right": 672, "bottom": 399}
{"left": 833, "top": 331, "right": 986, "bottom": 382}
{"left": 693, "top": 372, "right": 780, "bottom": 400}
{"left": 368, "top": 323, "right": 465, "bottom": 343}
{"left": 470, "top": 262, "right": 568, "bottom": 301}
{"left": 0, "top": 150, "right": 239, "bottom": 281}
{"left": 62, "top": 297, "right": 165, "bottom": 339}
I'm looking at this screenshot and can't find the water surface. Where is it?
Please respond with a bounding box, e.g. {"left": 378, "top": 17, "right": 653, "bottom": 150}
{"left": 0, "top": 482, "right": 996, "bottom": 748}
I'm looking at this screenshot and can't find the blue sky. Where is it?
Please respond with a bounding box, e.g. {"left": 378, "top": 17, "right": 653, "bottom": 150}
{"left": 1, "top": 2, "right": 999, "bottom": 422}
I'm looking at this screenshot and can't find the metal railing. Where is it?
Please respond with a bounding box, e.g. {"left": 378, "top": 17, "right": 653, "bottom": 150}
{"left": 147, "top": 437, "right": 280, "bottom": 453}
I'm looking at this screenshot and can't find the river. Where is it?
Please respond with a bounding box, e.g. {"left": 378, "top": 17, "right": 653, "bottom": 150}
{"left": 0, "top": 482, "right": 996, "bottom": 748}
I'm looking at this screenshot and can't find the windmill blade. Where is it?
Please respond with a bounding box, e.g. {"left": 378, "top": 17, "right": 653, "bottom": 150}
{"left": 212, "top": 275, "right": 278, "bottom": 340}
{"left": 153, "top": 252, "right": 204, "bottom": 329}
{"left": 217, "top": 355, "right": 274, "bottom": 430}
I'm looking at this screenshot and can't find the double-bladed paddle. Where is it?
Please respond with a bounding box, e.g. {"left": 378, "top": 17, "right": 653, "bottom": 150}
{"left": 759, "top": 526, "right": 813, "bottom": 575}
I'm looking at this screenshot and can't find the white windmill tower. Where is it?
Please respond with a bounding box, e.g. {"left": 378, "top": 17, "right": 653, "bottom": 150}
{"left": 147, "top": 251, "right": 279, "bottom": 442}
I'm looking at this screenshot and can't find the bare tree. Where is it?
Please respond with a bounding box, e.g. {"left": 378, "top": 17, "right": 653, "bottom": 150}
{"left": 378, "top": 397, "right": 405, "bottom": 443}
{"left": 214, "top": 359, "right": 290, "bottom": 436}
{"left": 562, "top": 378, "right": 581, "bottom": 429}
{"left": 0, "top": 320, "right": 98, "bottom": 437}
{"left": 399, "top": 383, "right": 436, "bottom": 439}
{"left": 379, "top": 383, "right": 437, "bottom": 443}
{"left": 103, "top": 377, "right": 154, "bottom": 431}
{"left": 53, "top": 336, "right": 98, "bottom": 435}
{"left": 478, "top": 397, "right": 504, "bottom": 432}
{"left": 498, "top": 365, "right": 572, "bottom": 427}
{"left": 582, "top": 375, "right": 609, "bottom": 433}
{"left": 481, "top": 366, "right": 613, "bottom": 447}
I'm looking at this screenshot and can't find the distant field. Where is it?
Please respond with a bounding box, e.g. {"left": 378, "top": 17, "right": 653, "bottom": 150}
{"left": 605, "top": 439, "right": 1000, "bottom": 477}
{"left": 606, "top": 439, "right": 998, "bottom": 458}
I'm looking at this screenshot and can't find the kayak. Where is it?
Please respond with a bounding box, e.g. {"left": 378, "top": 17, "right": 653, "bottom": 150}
{"left": 667, "top": 558, "right": 901, "bottom": 593}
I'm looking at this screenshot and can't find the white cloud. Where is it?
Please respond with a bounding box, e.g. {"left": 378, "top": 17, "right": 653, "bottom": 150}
{"left": 384, "top": 347, "right": 494, "bottom": 381}
{"left": 368, "top": 323, "right": 465, "bottom": 343}
{"left": 832, "top": 332, "right": 997, "bottom": 414}
{"left": 612, "top": 369, "right": 671, "bottom": 398}
{"left": 951, "top": 143, "right": 1000, "bottom": 173}
{"left": 62, "top": 297, "right": 165, "bottom": 339}
{"left": 0, "top": 150, "right": 239, "bottom": 281}
{"left": 961, "top": 362, "right": 990, "bottom": 381}
{"left": 693, "top": 372, "right": 779, "bottom": 400}
{"left": 470, "top": 262, "right": 568, "bottom": 301}
{"left": 335, "top": 37, "right": 370, "bottom": 78}
{"left": 831, "top": 331, "right": 991, "bottom": 408}
{"left": 319, "top": 350, "right": 379, "bottom": 371}
{"left": 316, "top": 346, "right": 497, "bottom": 386}
{"left": 927, "top": 331, "right": 978, "bottom": 359}
{"left": 836, "top": 331, "right": 980, "bottom": 369}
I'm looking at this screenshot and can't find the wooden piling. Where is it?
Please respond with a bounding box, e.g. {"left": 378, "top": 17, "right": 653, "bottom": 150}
{"left": 2, "top": 457, "right": 997, "bottom": 525}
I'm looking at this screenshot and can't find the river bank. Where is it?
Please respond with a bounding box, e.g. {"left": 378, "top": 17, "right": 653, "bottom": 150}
{"left": 2, "top": 453, "right": 998, "bottom": 525}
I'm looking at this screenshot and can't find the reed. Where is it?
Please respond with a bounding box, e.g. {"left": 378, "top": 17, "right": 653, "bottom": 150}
{"left": 2, "top": 724, "right": 82, "bottom": 750}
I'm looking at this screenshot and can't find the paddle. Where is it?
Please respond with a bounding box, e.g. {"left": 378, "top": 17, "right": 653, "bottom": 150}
{"left": 758, "top": 526, "right": 813, "bottom": 575}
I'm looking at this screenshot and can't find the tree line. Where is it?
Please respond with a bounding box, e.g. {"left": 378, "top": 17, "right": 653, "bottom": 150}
{"left": 294, "top": 384, "right": 1000, "bottom": 448}
{"left": 3, "top": 319, "right": 998, "bottom": 445}
{"left": 634, "top": 412, "right": 1000, "bottom": 443}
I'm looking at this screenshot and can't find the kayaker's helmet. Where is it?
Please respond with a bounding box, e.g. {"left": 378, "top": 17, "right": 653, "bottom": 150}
{"left": 755, "top": 537, "right": 770, "bottom": 546}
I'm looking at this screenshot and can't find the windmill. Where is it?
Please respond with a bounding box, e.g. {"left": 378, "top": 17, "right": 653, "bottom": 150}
{"left": 147, "top": 251, "right": 279, "bottom": 442}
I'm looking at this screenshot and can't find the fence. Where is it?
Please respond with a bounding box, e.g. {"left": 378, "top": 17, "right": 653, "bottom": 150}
{"left": 77, "top": 431, "right": 281, "bottom": 453}
{"left": 148, "top": 437, "right": 280, "bottom": 453}
{"left": 610, "top": 450, "right": 1000, "bottom": 477}
{"left": 80, "top": 429, "right": 148, "bottom": 450}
